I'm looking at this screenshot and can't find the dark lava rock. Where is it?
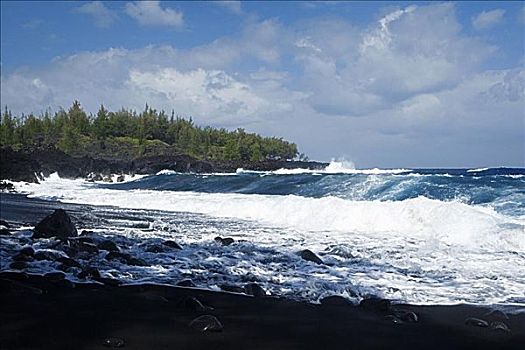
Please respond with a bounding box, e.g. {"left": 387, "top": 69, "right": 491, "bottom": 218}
{"left": 0, "top": 181, "right": 15, "bottom": 192}
{"left": 13, "top": 252, "right": 34, "bottom": 262}
{"left": 127, "top": 257, "right": 147, "bottom": 266}
{"left": 78, "top": 267, "right": 101, "bottom": 280}
{"left": 77, "top": 242, "right": 99, "bottom": 254}
{"left": 10, "top": 261, "right": 28, "bottom": 270}
{"left": 359, "top": 297, "right": 391, "bottom": 312}
{"left": 93, "top": 276, "right": 122, "bottom": 287}
{"left": 55, "top": 279, "right": 76, "bottom": 288}
{"left": 220, "top": 284, "right": 245, "bottom": 294}
{"left": 71, "top": 236, "right": 95, "bottom": 244}
{"left": 189, "top": 315, "right": 223, "bottom": 332}
{"left": 490, "top": 321, "right": 510, "bottom": 333}
{"left": 57, "top": 264, "right": 74, "bottom": 273}
{"left": 145, "top": 244, "right": 166, "bottom": 253}
{"left": 0, "top": 219, "right": 11, "bottom": 228}
{"left": 484, "top": 309, "right": 509, "bottom": 321}
{"left": 384, "top": 315, "right": 404, "bottom": 324}
{"left": 56, "top": 256, "right": 82, "bottom": 268}
{"left": 177, "top": 279, "right": 196, "bottom": 287}
{"left": 103, "top": 337, "right": 125, "bottom": 348}
{"left": 392, "top": 309, "right": 418, "bottom": 323}
{"left": 320, "top": 295, "right": 352, "bottom": 306}
{"left": 34, "top": 250, "right": 63, "bottom": 261}
{"left": 80, "top": 230, "right": 95, "bottom": 236}
{"left": 244, "top": 283, "right": 266, "bottom": 297}
{"left": 98, "top": 240, "right": 120, "bottom": 252}
{"left": 92, "top": 174, "right": 103, "bottom": 182}
{"left": 162, "top": 240, "right": 182, "bottom": 250}
{"left": 465, "top": 317, "right": 489, "bottom": 328}
{"left": 20, "top": 247, "right": 35, "bottom": 256}
{"left": 0, "top": 228, "right": 11, "bottom": 236}
{"left": 215, "top": 236, "right": 234, "bottom": 246}
{"left": 105, "top": 251, "right": 131, "bottom": 263}
{"left": 116, "top": 175, "right": 125, "bottom": 182}
{"left": 33, "top": 209, "right": 78, "bottom": 240}
{"left": 184, "top": 296, "right": 212, "bottom": 312}
{"left": 298, "top": 249, "right": 324, "bottom": 265}
{"left": 0, "top": 271, "right": 29, "bottom": 281}
{"left": 105, "top": 251, "right": 147, "bottom": 266}
{"left": 44, "top": 271, "right": 66, "bottom": 282}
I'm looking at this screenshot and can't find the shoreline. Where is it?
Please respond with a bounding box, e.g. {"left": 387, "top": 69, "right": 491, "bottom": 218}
{"left": 1, "top": 195, "right": 524, "bottom": 349}
{"left": 0, "top": 145, "right": 328, "bottom": 183}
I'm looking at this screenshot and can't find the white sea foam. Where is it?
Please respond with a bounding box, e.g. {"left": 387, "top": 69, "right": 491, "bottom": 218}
{"left": 248, "top": 160, "right": 412, "bottom": 176}
{"left": 467, "top": 167, "right": 490, "bottom": 173}
{"left": 156, "top": 169, "right": 179, "bottom": 176}
{"left": 14, "top": 174, "right": 525, "bottom": 251}
{"left": 10, "top": 174, "right": 525, "bottom": 306}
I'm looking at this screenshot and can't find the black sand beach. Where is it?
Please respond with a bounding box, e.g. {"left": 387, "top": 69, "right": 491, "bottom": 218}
{"left": 1, "top": 193, "right": 524, "bottom": 350}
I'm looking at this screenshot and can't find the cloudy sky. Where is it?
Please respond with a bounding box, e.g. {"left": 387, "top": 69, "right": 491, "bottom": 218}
{"left": 1, "top": 1, "right": 524, "bottom": 167}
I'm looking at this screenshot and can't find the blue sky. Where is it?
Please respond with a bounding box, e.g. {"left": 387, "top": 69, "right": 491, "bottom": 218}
{"left": 1, "top": 1, "right": 524, "bottom": 167}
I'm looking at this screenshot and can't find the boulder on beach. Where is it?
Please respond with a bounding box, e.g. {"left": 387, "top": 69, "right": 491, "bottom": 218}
{"left": 78, "top": 266, "right": 101, "bottom": 280}
{"left": 176, "top": 279, "right": 196, "bottom": 287}
{"left": 162, "top": 240, "right": 182, "bottom": 250}
{"left": 391, "top": 309, "right": 418, "bottom": 323}
{"left": 105, "top": 251, "right": 147, "bottom": 266}
{"left": 189, "top": 315, "right": 223, "bottom": 332}
{"left": 0, "top": 220, "right": 11, "bottom": 235}
{"left": 184, "top": 296, "right": 212, "bottom": 312}
{"left": 98, "top": 240, "right": 120, "bottom": 252}
{"left": 56, "top": 256, "right": 82, "bottom": 268}
{"left": 359, "top": 297, "right": 391, "bottom": 312}
{"left": 44, "top": 271, "right": 66, "bottom": 282}
{"left": 215, "top": 236, "right": 234, "bottom": 246}
{"left": 33, "top": 209, "right": 78, "bottom": 240}
{"left": 34, "top": 250, "right": 64, "bottom": 261}
{"left": 465, "top": 317, "right": 489, "bottom": 328}
{"left": 13, "top": 252, "right": 33, "bottom": 262}
{"left": 297, "top": 249, "right": 324, "bottom": 265}
{"left": 220, "top": 284, "right": 245, "bottom": 294}
{"left": 103, "top": 337, "right": 125, "bottom": 348}
{"left": 10, "top": 261, "right": 28, "bottom": 270}
{"left": 244, "top": 283, "right": 266, "bottom": 297}
{"left": 116, "top": 175, "right": 125, "bottom": 182}
{"left": 490, "top": 321, "right": 510, "bottom": 333}
{"left": 484, "top": 309, "right": 509, "bottom": 321}
{"left": 20, "top": 247, "right": 35, "bottom": 256}
{"left": 320, "top": 295, "right": 352, "bottom": 306}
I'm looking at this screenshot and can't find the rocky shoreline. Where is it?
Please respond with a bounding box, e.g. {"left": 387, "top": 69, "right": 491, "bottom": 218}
{"left": 1, "top": 194, "right": 524, "bottom": 349}
{"left": 0, "top": 146, "right": 327, "bottom": 183}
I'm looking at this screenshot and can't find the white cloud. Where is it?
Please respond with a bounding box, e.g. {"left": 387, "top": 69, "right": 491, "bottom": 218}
{"left": 472, "top": 9, "right": 505, "bottom": 30}
{"left": 74, "top": 1, "right": 117, "bottom": 28}
{"left": 213, "top": 1, "right": 243, "bottom": 15}
{"left": 125, "top": 1, "right": 183, "bottom": 28}
{"left": 0, "top": 45, "right": 298, "bottom": 128}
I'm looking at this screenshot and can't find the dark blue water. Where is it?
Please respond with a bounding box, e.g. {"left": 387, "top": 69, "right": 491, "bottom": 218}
{"left": 104, "top": 167, "right": 525, "bottom": 217}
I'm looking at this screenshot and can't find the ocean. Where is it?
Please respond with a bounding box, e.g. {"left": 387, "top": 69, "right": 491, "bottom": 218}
{"left": 6, "top": 162, "right": 525, "bottom": 307}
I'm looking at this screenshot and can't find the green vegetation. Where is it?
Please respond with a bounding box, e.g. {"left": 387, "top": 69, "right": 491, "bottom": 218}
{"left": 0, "top": 101, "right": 299, "bottom": 161}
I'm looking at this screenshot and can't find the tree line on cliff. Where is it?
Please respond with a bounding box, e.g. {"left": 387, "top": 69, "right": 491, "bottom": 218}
{"left": 0, "top": 101, "right": 303, "bottom": 161}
